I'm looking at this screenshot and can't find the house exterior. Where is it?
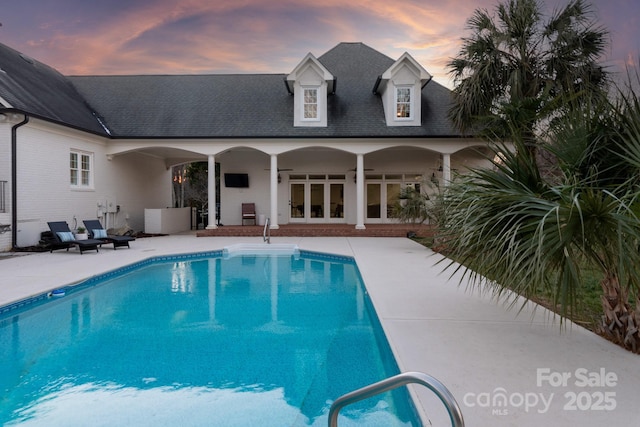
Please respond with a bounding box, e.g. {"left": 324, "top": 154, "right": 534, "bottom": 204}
{"left": 0, "top": 41, "right": 488, "bottom": 251}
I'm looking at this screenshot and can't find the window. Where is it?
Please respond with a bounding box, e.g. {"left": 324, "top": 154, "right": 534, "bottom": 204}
{"left": 395, "top": 87, "right": 413, "bottom": 119}
{"left": 303, "top": 88, "right": 318, "bottom": 120}
{"left": 70, "top": 150, "right": 93, "bottom": 188}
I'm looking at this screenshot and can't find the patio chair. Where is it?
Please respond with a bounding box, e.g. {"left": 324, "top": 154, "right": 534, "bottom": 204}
{"left": 47, "top": 221, "right": 102, "bottom": 254}
{"left": 83, "top": 219, "right": 135, "bottom": 250}
{"left": 242, "top": 203, "right": 257, "bottom": 225}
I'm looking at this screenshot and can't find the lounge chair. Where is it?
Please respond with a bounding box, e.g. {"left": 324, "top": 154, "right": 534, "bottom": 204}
{"left": 47, "top": 221, "right": 102, "bottom": 254}
{"left": 242, "top": 203, "right": 256, "bottom": 225}
{"left": 83, "top": 219, "right": 135, "bottom": 250}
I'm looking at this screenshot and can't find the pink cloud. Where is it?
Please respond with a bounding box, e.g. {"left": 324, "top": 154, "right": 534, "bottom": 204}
{"left": 3, "top": 0, "right": 638, "bottom": 89}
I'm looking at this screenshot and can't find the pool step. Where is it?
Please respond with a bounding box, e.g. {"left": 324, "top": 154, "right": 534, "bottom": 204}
{"left": 222, "top": 243, "right": 300, "bottom": 258}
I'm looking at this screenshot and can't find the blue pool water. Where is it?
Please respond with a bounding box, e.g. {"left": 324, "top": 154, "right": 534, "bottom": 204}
{"left": 0, "top": 251, "right": 420, "bottom": 426}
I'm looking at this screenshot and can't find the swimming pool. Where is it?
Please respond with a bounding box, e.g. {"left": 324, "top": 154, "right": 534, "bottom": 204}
{"left": 0, "top": 250, "right": 421, "bottom": 426}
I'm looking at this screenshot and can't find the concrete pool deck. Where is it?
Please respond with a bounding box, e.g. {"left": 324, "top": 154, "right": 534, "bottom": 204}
{"left": 1, "top": 234, "right": 638, "bottom": 426}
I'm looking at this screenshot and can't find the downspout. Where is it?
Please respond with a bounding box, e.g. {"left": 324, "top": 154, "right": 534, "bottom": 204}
{"left": 283, "top": 77, "right": 293, "bottom": 96}
{"left": 11, "top": 113, "right": 29, "bottom": 249}
{"left": 421, "top": 76, "right": 433, "bottom": 89}
{"left": 372, "top": 76, "right": 382, "bottom": 94}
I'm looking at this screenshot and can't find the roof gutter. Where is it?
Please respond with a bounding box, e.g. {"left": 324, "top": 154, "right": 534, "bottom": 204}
{"left": 11, "top": 113, "right": 29, "bottom": 249}
{"left": 1, "top": 108, "right": 108, "bottom": 139}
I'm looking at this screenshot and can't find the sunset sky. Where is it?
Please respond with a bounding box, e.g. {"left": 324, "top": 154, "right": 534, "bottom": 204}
{"left": 2, "top": 0, "right": 638, "bottom": 88}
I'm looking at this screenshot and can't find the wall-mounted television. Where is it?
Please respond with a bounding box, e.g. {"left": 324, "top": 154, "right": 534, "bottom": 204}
{"left": 224, "top": 173, "right": 249, "bottom": 188}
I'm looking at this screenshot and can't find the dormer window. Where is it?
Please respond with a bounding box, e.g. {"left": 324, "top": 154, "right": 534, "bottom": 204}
{"left": 374, "top": 52, "right": 431, "bottom": 127}
{"left": 286, "top": 53, "right": 335, "bottom": 127}
{"left": 395, "top": 86, "right": 412, "bottom": 119}
{"left": 304, "top": 87, "right": 319, "bottom": 120}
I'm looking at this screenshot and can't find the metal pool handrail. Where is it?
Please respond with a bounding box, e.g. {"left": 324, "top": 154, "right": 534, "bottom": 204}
{"left": 328, "top": 371, "right": 465, "bottom": 427}
{"left": 263, "top": 217, "right": 270, "bottom": 244}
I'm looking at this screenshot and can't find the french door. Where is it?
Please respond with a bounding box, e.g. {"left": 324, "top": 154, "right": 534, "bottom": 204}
{"left": 366, "top": 181, "right": 402, "bottom": 223}
{"left": 290, "top": 183, "right": 306, "bottom": 222}
{"left": 289, "top": 180, "right": 345, "bottom": 223}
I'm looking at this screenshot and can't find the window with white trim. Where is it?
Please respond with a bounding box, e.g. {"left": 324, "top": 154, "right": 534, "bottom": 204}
{"left": 70, "top": 150, "right": 93, "bottom": 188}
{"left": 303, "top": 87, "right": 318, "bottom": 120}
{"left": 395, "top": 86, "right": 413, "bottom": 119}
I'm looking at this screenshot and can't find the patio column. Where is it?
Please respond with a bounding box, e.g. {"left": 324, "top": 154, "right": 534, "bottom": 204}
{"left": 270, "top": 154, "right": 279, "bottom": 229}
{"left": 355, "top": 153, "right": 365, "bottom": 229}
{"left": 206, "top": 154, "right": 217, "bottom": 229}
{"left": 442, "top": 153, "right": 451, "bottom": 186}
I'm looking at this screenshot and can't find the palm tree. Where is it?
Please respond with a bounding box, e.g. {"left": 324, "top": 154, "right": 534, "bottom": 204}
{"left": 447, "top": 0, "right": 609, "bottom": 154}
{"left": 437, "top": 92, "right": 640, "bottom": 353}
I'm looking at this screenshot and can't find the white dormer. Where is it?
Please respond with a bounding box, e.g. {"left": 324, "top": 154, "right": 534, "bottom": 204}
{"left": 374, "top": 52, "right": 432, "bottom": 126}
{"left": 286, "top": 53, "right": 335, "bottom": 127}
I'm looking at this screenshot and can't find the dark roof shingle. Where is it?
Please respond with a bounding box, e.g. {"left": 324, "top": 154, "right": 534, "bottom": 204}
{"left": 1, "top": 41, "right": 459, "bottom": 138}
{"left": 0, "top": 44, "right": 105, "bottom": 134}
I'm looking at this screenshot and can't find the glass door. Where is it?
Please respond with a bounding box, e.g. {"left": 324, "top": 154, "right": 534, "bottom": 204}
{"left": 366, "top": 183, "right": 381, "bottom": 221}
{"left": 290, "top": 183, "right": 305, "bottom": 222}
{"left": 329, "top": 184, "right": 344, "bottom": 218}
{"left": 290, "top": 179, "right": 346, "bottom": 223}
{"left": 386, "top": 183, "right": 401, "bottom": 220}
{"left": 310, "top": 183, "right": 324, "bottom": 220}
{"left": 366, "top": 181, "right": 403, "bottom": 223}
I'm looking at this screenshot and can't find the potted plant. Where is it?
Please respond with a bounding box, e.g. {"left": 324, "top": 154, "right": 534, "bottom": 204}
{"left": 75, "top": 226, "right": 88, "bottom": 240}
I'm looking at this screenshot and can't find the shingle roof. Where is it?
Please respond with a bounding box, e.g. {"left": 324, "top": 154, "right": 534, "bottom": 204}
{"left": 317, "top": 42, "right": 457, "bottom": 137}
{"left": 69, "top": 73, "right": 295, "bottom": 138}
{"left": 0, "top": 43, "right": 105, "bottom": 134}
{"left": 0, "top": 41, "right": 460, "bottom": 138}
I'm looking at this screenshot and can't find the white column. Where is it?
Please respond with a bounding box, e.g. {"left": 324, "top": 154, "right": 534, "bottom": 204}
{"left": 270, "top": 154, "right": 279, "bottom": 229}
{"left": 206, "top": 155, "right": 217, "bottom": 229}
{"left": 442, "top": 153, "right": 451, "bottom": 185}
{"left": 355, "top": 153, "right": 366, "bottom": 229}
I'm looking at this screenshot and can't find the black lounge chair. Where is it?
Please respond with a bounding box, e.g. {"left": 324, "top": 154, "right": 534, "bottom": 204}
{"left": 47, "top": 221, "right": 102, "bottom": 254}
{"left": 83, "top": 219, "right": 135, "bottom": 250}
